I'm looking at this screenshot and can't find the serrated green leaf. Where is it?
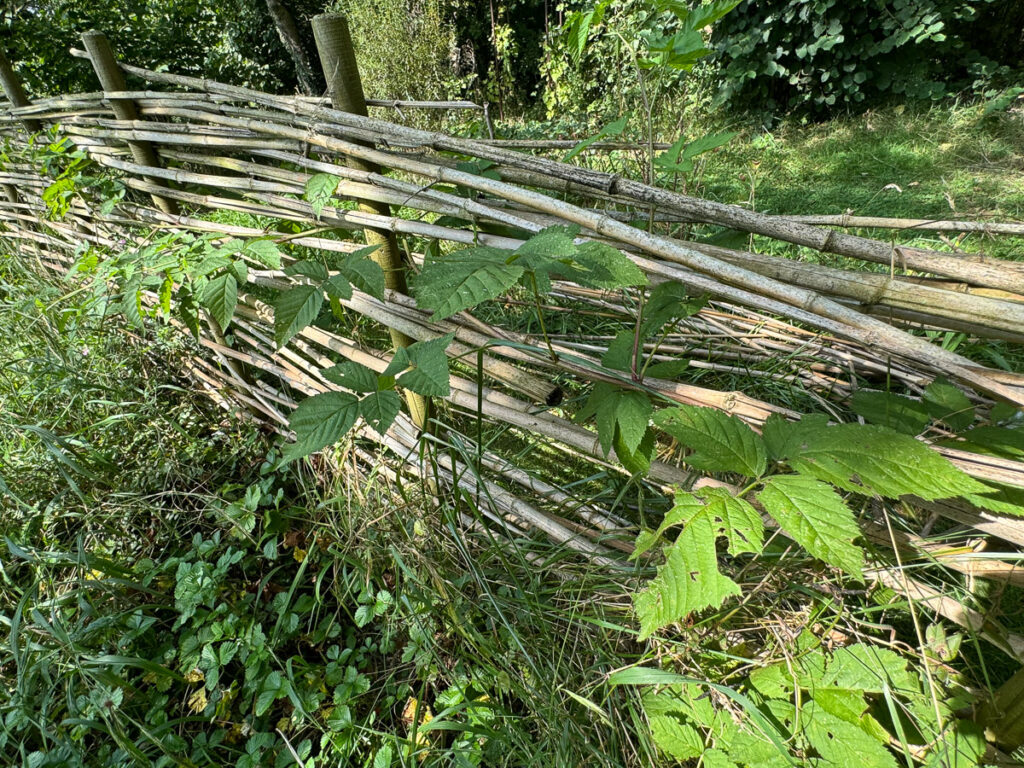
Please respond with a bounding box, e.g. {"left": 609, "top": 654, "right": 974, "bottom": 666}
{"left": 121, "top": 275, "right": 144, "bottom": 329}
{"left": 922, "top": 378, "right": 974, "bottom": 432}
{"left": 696, "top": 487, "right": 764, "bottom": 556}
{"left": 305, "top": 173, "right": 339, "bottom": 217}
{"left": 641, "top": 280, "right": 705, "bottom": 336}
{"left": 396, "top": 333, "right": 453, "bottom": 397}
{"left": 654, "top": 405, "right": 767, "bottom": 477}
{"left": 337, "top": 246, "right": 385, "bottom": 300}
{"left": 757, "top": 474, "right": 864, "bottom": 577}
{"left": 323, "top": 361, "right": 378, "bottom": 393}
{"left": 851, "top": 390, "right": 930, "bottom": 435}
{"left": 324, "top": 274, "right": 352, "bottom": 300}
{"left": 514, "top": 225, "right": 580, "bottom": 262}
{"left": 763, "top": 413, "right": 829, "bottom": 461}
{"left": 642, "top": 691, "right": 705, "bottom": 761}
{"left": 359, "top": 390, "right": 401, "bottom": 435}
{"left": 963, "top": 481, "right": 1024, "bottom": 516}
{"left": 228, "top": 259, "right": 248, "bottom": 285}
{"left": 634, "top": 510, "right": 741, "bottom": 639}
{"left": 584, "top": 385, "right": 652, "bottom": 457}
{"left": 284, "top": 391, "right": 360, "bottom": 463}
{"left": 177, "top": 286, "right": 201, "bottom": 341}
{"left": 411, "top": 246, "right": 523, "bottom": 320}
{"left": 776, "top": 422, "right": 989, "bottom": 500}
{"left": 273, "top": 284, "right": 323, "bottom": 348}
{"left": 284, "top": 259, "right": 329, "bottom": 281}
{"left": 200, "top": 273, "right": 237, "bottom": 330}
{"left": 242, "top": 239, "right": 283, "bottom": 269}
{"left": 614, "top": 426, "right": 655, "bottom": 476}
{"left": 572, "top": 240, "right": 648, "bottom": 289}
{"left": 801, "top": 704, "right": 897, "bottom": 768}
{"left": 601, "top": 329, "right": 634, "bottom": 372}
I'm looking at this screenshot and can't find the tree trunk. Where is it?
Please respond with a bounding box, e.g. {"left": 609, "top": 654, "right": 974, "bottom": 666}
{"left": 264, "top": 0, "right": 319, "bottom": 96}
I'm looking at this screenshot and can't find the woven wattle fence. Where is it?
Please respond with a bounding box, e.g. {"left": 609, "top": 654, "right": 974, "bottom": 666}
{"left": 2, "top": 20, "right": 1024, "bottom": 663}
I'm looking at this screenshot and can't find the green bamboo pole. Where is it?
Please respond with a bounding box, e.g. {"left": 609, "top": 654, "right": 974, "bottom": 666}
{"left": 311, "top": 12, "right": 429, "bottom": 430}
{"left": 80, "top": 31, "right": 178, "bottom": 216}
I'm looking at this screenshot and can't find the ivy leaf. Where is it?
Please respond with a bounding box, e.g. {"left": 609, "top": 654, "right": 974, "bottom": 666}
{"left": 395, "top": 333, "right": 454, "bottom": 397}
{"left": 774, "top": 422, "right": 989, "bottom": 500}
{"left": 359, "top": 390, "right": 401, "bottom": 435}
{"left": 242, "top": 239, "right": 283, "bottom": 269}
{"left": 850, "top": 390, "right": 930, "bottom": 435}
{"left": 922, "top": 377, "right": 974, "bottom": 432}
{"left": 200, "top": 273, "right": 237, "bottom": 330}
{"left": 273, "top": 284, "right": 323, "bottom": 347}
{"left": 411, "top": 246, "right": 523, "bottom": 320}
{"left": 283, "top": 391, "right": 360, "bottom": 463}
{"left": 284, "top": 259, "right": 329, "bottom": 282}
{"left": 323, "top": 361, "right": 378, "bottom": 393}
{"left": 758, "top": 474, "right": 864, "bottom": 578}
{"left": 654, "top": 405, "right": 767, "bottom": 477}
{"left": 305, "top": 173, "right": 339, "bottom": 218}
{"left": 337, "top": 246, "right": 385, "bottom": 300}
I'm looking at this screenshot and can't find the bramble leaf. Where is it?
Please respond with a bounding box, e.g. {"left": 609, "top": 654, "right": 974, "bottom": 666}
{"left": 758, "top": 474, "right": 864, "bottom": 577}
{"left": 273, "top": 284, "right": 323, "bottom": 347}
{"left": 284, "top": 391, "right": 360, "bottom": 463}
{"left": 323, "top": 361, "right": 378, "bottom": 393}
{"left": 850, "top": 390, "right": 930, "bottom": 435}
{"left": 200, "top": 273, "right": 237, "bottom": 330}
{"left": 411, "top": 247, "right": 523, "bottom": 320}
{"left": 359, "top": 390, "right": 401, "bottom": 435}
{"left": 305, "top": 173, "right": 339, "bottom": 218}
{"left": 395, "top": 334, "right": 454, "bottom": 397}
{"left": 772, "top": 422, "right": 989, "bottom": 500}
{"left": 654, "top": 405, "right": 767, "bottom": 477}
{"left": 242, "top": 239, "right": 283, "bottom": 269}
{"left": 337, "top": 246, "right": 385, "bottom": 300}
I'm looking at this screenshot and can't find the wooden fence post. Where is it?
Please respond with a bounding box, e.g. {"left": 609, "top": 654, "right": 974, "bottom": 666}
{"left": 311, "top": 13, "right": 429, "bottom": 431}
{"left": 0, "top": 48, "right": 40, "bottom": 203}
{"left": 80, "top": 31, "right": 178, "bottom": 216}
{"left": 0, "top": 48, "right": 41, "bottom": 133}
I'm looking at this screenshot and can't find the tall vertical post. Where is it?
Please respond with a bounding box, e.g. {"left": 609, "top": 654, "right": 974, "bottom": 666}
{"left": 81, "top": 31, "right": 178, "bottom": 216}
{"left": 0, "top": 48, "right": 41, "bottom": 133}
{"left": 0, "top": 48, "right": 39, "bottom": 203}
{"left": 311, "top": 13, "right": 429, "bottom": 430}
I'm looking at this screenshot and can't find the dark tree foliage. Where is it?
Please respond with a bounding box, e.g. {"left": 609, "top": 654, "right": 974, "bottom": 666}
{"left": 0, "top": 0, "right": 325, "bottom": 98}
{"left": 710, "top": 0, "right": 1024, "bottom": 118}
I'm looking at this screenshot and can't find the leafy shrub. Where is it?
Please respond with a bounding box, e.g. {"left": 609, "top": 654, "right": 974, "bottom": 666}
{"left": 710, "top": 0, "right": 1023, "bottom": 117}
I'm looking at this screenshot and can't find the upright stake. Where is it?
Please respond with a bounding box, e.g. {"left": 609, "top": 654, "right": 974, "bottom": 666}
{"left": 81, "top": 31, "right": 178, "bottom": 216}
{"left": 0, "top": 48, "right": 41, "bottom": 133}
{"left": 0, "top": 48, "right": 39, "bottom": 203}
{"left": 311, "top": 13, "right": 429, "bottom": 430}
